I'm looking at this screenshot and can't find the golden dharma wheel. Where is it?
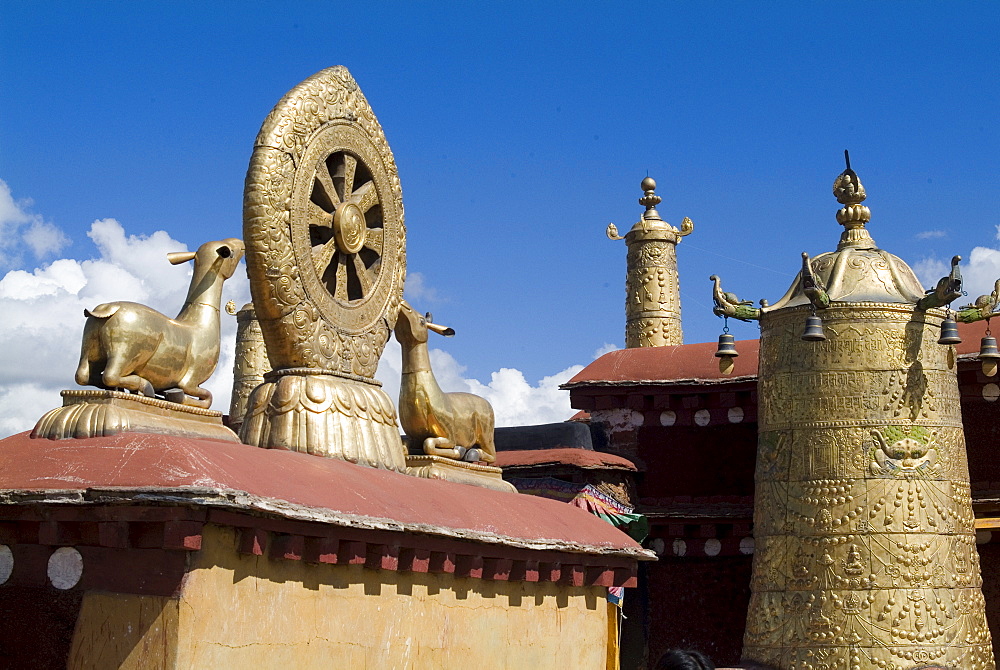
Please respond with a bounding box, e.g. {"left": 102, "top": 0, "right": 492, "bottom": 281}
{"left": 243, "top": 66, "right": 405, "bottom": 379}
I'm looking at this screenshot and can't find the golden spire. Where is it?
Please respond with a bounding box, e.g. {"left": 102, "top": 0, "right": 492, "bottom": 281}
{"left": 606, "top": 177, "right": 693, "bottom": 348}
{"left": 639, "top": 176, "right": 662, "bottom": 220}
{"left": 833, "top": 150, "right": 875, "bottom": 250}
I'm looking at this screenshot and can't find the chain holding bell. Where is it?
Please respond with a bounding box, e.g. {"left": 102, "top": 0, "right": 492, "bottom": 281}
{"left": 938, "top": 315, "right": 961, "bottom": 345}
{"left": 801, "top": 313, "right": 826, "bottom": 342}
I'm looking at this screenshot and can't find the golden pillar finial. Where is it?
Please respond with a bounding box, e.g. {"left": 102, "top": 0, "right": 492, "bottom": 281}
{"left": 607, "top": 177, "right": 693, "bottom": 348}
{"left": 639, "top": 176, "right": 662, "bottom": 220}
{"left": 833, "top": 150, "right": 875, "bottom": 250}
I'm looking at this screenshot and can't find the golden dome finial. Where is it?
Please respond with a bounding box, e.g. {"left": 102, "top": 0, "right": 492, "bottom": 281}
{"left": 833, "top": 150, "right": 874, "bottom": 250}
{"left": 639, "top": 176, "right": 662, "bottom": 220}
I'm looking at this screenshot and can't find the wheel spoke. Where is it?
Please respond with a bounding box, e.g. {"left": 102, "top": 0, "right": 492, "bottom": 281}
{"left": 308, "top": 201, "right": 332, "bottom": 230}
{"left": 312, "top": 238, "right": 338, "bottom": 277}
{"left": 335, "top": 254, "right": 349, "bottom": 300}
{"left": 352, "top": 253, "right": 373, "bottom": 294}
{"left": 354, "top": 181, "right": 379, "bottom": 213}
{"left": 314, "top": 165, "right": 340, "bottom": 209}
{"left": 334, "top": 153, "right": 357, "bottom": 201}
{"left": 363, "top": 227, "right": 383, "bottom": 255}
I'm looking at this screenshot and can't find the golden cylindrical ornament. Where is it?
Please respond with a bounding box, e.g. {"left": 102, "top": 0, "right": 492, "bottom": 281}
{"left": 615, "top": 177, "right": 692, "bottom": 348}
{"left": 745, "top": 301, "right": 994, "bottom": 670}
{"left": 228, "top": 302, "right": 270, "bottom": 434}
{"left": 625, "top": 227, "right": 683, "bottom": 347}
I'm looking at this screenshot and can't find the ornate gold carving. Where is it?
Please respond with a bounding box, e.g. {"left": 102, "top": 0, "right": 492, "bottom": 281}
{"left": 743, "top": 160, "right": 994, "bottom": 668}
{"left": 244, "top": 66, "right": 404, "bottom": 375}
{"left": 228, "top": 302, "right": 271, "bottom": 433}
{"left": 75, "top": 239, "right": 245, "bottom": 408}
{"left": 240, "top": 372, "right": 405, "bottom": 471}
{"left": 240, "top": 67, "right": 407, "bottom": 470}
{"left": 611, "top": 178, "right": 691, "bottom": 347}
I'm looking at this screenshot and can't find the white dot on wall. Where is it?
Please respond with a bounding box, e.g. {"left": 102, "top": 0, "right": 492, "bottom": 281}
{"left": 704, "top": 539, "right": 722, "bottom": 556}
{"left": 984, "top": 384, "right": 1000, "bottom": 402}
{"left": 48, "top": 547, "right": 83, "bottom": 590}
{"left": 728, "top": 407, "right": 745, "bottom": 424}
{"left": 739, "top": 537, "right": 756, "bottom": 555}
{"left": 672, "top": 539, "right": 687, "bottom": 557}
{"left": 660, "top": 410, "right": 676, "bottom": 427}
{"left": 0, "top": 545, "right": 12, "bottom": 584}
{"left": 694, "top": 409, "right": 711, "bottom": 426}
{"left": 629, "top": 410, "right": 645, "bottom": 427}
{"left": 977, "top": 530, "right": 993, "bottom": 545}
{"left": 649, "top": 538, "right": 665, "bottom": 556}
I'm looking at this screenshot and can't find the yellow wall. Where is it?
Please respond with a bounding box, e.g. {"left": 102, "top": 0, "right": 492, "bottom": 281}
{"left": 68, "top": 593, "right": 178, "bottom": 670}
{"left": 70, "top": 524, "right": 611, "bottom": 669}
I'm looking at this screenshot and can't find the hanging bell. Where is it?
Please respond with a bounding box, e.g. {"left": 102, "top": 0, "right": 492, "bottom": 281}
{"left": 980, "top": 335, "right": 1000, "bottom": 377}
{"left": 715, "top": 333, "right": 739, "bottom": 358}
{"left": 980, "top": 335, "right": 1000, "bottom": 358}
{"left": 715, "top": 332, "right": 738, "bottom": 375}
{"left": 938, "top": 317, "right": 961, "bottom": 345}
{"left": 801, "top": 314, "right": 826, "bottom": 342}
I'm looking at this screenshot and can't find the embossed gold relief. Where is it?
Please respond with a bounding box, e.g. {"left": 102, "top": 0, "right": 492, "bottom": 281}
{"left": 240, "top": 371, "right": 405, "bottom": 470}
{"left": 738, "top": 159, "right": 994, "bottom": 669}
{"left": 240, "top": 67, "right": 407, "bottom": 471}
{"left": 609, "top": 177, "right": 692, "bottom": 347}
{"left": 244, "top": 68, "right": 404, "bottom": 374}
{"left": 227, "top": 302, "right": 271, "bottom": 433}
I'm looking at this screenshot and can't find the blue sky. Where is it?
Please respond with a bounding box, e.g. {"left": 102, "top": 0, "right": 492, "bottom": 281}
{"left": 2, "top": 3, "right": 1000, "bottom": 427}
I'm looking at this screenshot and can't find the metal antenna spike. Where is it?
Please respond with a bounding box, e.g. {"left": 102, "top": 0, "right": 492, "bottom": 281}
{"left": 844, "top": 149, "right": 851, "bottom": 170}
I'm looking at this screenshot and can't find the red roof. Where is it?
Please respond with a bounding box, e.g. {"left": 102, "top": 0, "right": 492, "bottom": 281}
{"left": 0, "top": 431, "right": 648, "bottom": 558}
{"left": 566, "top": 320, "right": 990, "bottom": 387}
{"left": 565, "top": 337, "right": 760, "bottom": 386}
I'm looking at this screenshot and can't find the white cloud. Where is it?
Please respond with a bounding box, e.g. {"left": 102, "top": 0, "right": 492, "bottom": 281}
{"left": 959, "top": 246, "right": 1000, "bottom": 305}
{"left": 915, "top": 243, "right": 1000, "bottom": 309}
{"left": 403, "top": 271, "right": 444, "bottom": 304}
{"left": 912, "top": 257, "right": 949, "bottom": 288}
{"left": 916, "top": 230, "right": 946, "bottom": 240}
{"left": 593, "top": 342, "right": 619, "bottom": 358}
{"left": 375, "top": 336, "right": 583, "bottom": 428}
{"left": 0, "top": 179, "right": 69, "bottom": 266}
{"left": 0, "top": 218, "right": 249, "bottom": 435}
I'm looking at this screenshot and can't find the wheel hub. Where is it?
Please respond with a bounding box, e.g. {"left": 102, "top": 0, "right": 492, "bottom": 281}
{"left": 334, "top": 202, "right": 366, "bottom": 254}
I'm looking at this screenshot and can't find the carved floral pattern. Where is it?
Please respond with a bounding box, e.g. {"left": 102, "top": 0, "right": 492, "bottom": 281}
{"left": 745, "top": 306, "right": 994, "bottom": 669}
{"left": 244, "top": 67, "right": 405, "bottom": 379}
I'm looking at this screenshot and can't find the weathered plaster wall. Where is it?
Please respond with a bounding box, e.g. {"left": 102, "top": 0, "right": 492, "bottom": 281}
{"left": 68, "top": 524, "right": 611, "bottom": 669}
{"left": 68, "top": 593, "right": 178, "bottom": 669}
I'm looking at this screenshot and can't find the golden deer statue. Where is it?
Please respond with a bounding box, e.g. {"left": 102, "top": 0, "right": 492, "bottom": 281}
{"left": 394, "top": 300, "right": 496, "bottom": 463}
{"left": 75, "top": 238, "right": 245, "bottom": 408}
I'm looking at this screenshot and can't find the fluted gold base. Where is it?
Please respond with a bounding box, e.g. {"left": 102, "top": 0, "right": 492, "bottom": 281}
{"left": 239, "top": 371, "right": 407, "bottom": 472}
{"left": 32, "top": 390, "right": 239, "bottom": 442}
{"left": 405, "top": 455, "right": 516, "bottom": 493}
